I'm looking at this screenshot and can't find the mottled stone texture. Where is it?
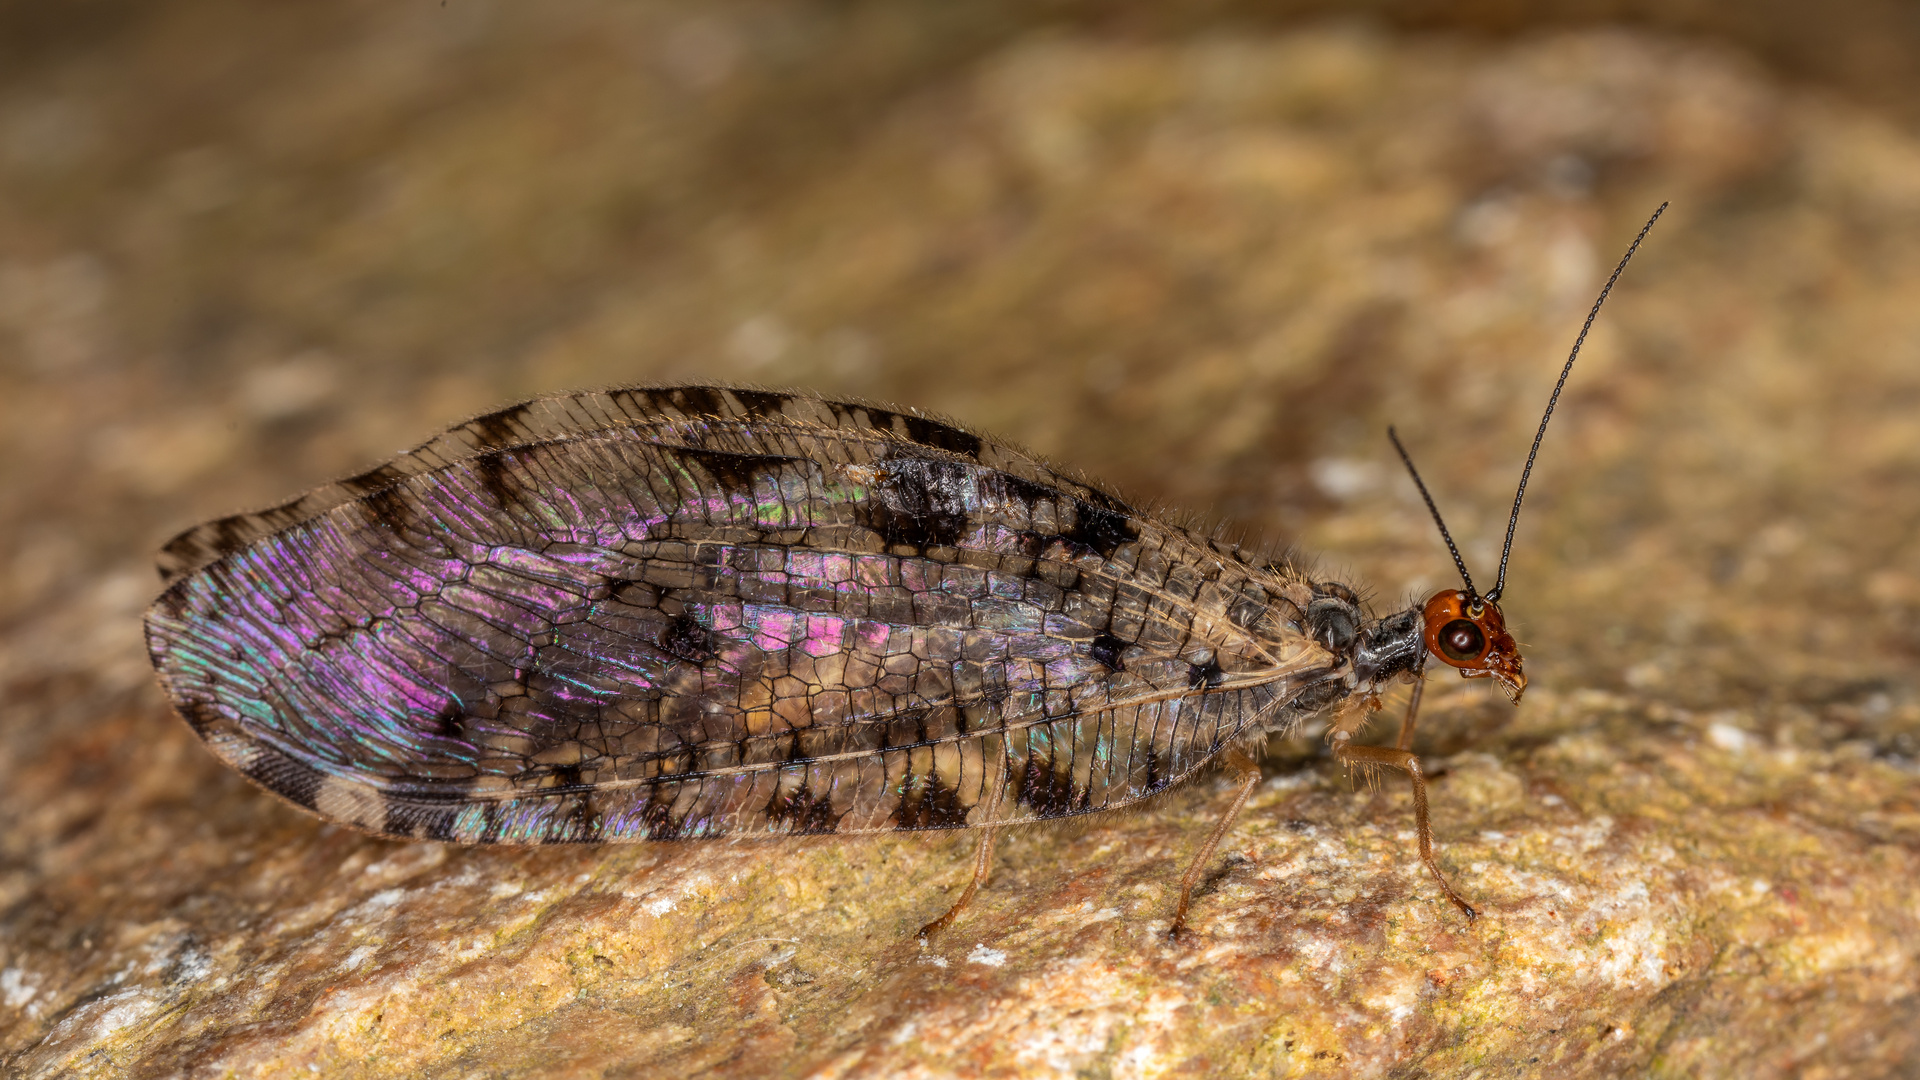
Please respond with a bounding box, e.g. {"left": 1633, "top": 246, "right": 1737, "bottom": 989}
{"left": 3, "top": 4, "right": 1920, "bottom": 1077}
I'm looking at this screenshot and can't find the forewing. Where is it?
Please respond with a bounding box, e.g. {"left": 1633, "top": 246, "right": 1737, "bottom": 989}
{"left": 147, "top": 397, "right": 1333, "bottom": 842}
{"left": 154, "top": 385, "right": 1130, "bottom": 585}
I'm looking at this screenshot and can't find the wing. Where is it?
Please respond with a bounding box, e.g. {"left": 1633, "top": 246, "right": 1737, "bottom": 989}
{"left": 146, "top": 387, "right": 1338, "bottom": 843}
{"left": 154, "top": 385, "right": 1130, "bottom": 585}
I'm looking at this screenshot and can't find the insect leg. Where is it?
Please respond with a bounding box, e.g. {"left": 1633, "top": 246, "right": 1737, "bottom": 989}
{"left": 1167, "top": 746, "right": 1263, "bottom": 940}
{"left": 918, "top": 747, "right": 1009, "bottom": 941}
{"left": 1397, "top": 652, "right": 1430, "bottom": 752}
{"left": 1331, "top": 735, "right": 1478, "bottom": 921}
{"left": 917, "top": 826, "right": 998, "bottom": 940}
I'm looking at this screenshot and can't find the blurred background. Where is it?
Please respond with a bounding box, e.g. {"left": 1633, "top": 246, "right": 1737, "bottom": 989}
{"left": 6, "top": 2, "right": 1920, "bottom": 1076}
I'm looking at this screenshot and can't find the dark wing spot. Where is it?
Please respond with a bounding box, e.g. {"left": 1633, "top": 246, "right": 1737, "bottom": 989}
{"left": 639, "top": 787, "right": 684, "bottom": 840}
{"left": 155, "top": 540, "right": 197, "bottom": 584}
{"left": 1089, "top": 633, "right": 1127, "bottom": 672}
{"left": 1076, "top": 487, "right": 1132, "bottom": 514}
{"left": 659, "top": 614, "right": 717, "bottom": 665}
{"left": 176, "top": 516, "right": 255, "bottom": 572}
{"left": 382, "top": 788, "right": 469, "bottom": 841}
{"left": 863, "top": 458, "right": 972, "bottom": 552}
{"left": 359, "top": 485, "right": 415, "bottom": 533}
{"left": 994, "top": 473, "right": 1059, "bottom": 512}
{"left": 1188, "top": 658, "right": 1225, "bottom": 690}
{"left": 766, "top": 776, "right": 841, "bottom": 835}
{"left": 1016, "top": 752, "right": 1086, "bottom": 818}
{"left": 415, "top": 805, "right": 464, "bottom": 842}
{"left": 477, "top": 800, "right": 508, "bottom": 843}
{"left": 341, "top": 463, "right": 407, "bottom": 496}
{"left": 679, "top": 448, "right": 775, "bottom": 500}
{"left": 668, "top": 386, "right": 729, "bottom": 418}
{"left": 425, "top": 701, "right": 468, "bottom": 740}
{"left": 1062, "top": 502, "right": 1136, "bottom": 559}
{"left": 1140, "top": 749, "right": 1170, "bottom": 795}
{"left": 607, "top": 578, "right": 661, "bottom": 607}
{"left": 892, "top": 767, "right": 970, "bottom": 829}
{"left": 726, "top": 388, "right": 790, "bottom": 418}
{"left": 898, "top": 414, "right": 984, "bottom": 459}
{"left": 466, "top": 402, "right": 534, "bottom": 451}
{"left": 168, "top": 696, "right": 231, "bottom": 738}
{"left": 470, "top": 452, "right": 523, "bottom": 511}
{"left": 244, "top": 749, "right": 326, "bottom": 812}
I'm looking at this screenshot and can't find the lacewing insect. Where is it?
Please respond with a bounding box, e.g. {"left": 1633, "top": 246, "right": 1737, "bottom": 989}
{"left": 145, "top": 206, "right": 1664, "bottom": 938}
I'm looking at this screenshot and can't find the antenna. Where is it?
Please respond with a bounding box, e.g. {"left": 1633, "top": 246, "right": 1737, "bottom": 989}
{"left": 1389, "top": 426, "right": 1477, "bottom": 602}
{"left": 1483, "top": 202, "right": 1667, "bottom": 604}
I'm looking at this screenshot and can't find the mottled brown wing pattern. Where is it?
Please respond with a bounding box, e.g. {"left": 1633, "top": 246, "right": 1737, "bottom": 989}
{"left": 154, "top": 385, "right": 1128, "bottom": 585}
{"left": 146, "top": 388, "right": 1340, "bottom": 844}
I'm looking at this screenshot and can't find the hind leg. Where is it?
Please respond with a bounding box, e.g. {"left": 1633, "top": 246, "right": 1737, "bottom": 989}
{"left": 1167, "top": 747, "right": 1264, "bottom": 939}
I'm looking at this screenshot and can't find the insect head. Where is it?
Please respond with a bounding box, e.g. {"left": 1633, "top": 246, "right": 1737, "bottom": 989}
{"left": 1390, "top": 201, "right": 1668, "bottom": 705}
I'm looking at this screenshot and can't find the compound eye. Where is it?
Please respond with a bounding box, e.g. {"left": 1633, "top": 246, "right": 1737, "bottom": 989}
{"left": 1437, "top": 618, "right": 1486, "bottom": 663}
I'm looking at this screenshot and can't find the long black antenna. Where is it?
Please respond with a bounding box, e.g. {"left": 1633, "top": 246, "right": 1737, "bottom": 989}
{"left": 1484, "top": 202, "right": 1667, "bottom": 604}
{"left": 1390, "top": 426, "right": 1477, "bottom": 601}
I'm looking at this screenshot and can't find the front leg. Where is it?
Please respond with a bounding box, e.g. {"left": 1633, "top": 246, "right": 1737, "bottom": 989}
{"left": 1328, "top": 672, "right": 1478, "bottom": 921}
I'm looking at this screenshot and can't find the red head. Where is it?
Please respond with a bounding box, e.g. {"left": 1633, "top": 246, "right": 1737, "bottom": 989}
{"left": 1420, "top": 588, "right": 1526, "bottom": 702}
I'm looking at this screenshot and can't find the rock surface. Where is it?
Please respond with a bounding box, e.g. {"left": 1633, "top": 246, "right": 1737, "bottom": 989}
{"left": 3, "top": 5, "right": 1920, "bottom": 1077}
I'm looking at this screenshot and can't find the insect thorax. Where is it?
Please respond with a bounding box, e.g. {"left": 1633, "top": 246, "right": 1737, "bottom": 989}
{"left": 1299, "top": 581, "right": 1426, "bottom": 699}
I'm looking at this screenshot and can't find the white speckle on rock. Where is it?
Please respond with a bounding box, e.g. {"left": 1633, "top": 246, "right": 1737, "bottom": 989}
{"left": 1309, "top": 457, "right": 1383, "bottom": 500}
{"left": 644, "top": 896, "right": 677, "bottom": 916}
{"left": 966, "top": 944, "right": 1007, "bottom": 967}
{"left": 1, "top": 967, "right": 38, "bottom": 1008}
{"left": 1708, "top": 722, "right": 1755, "bottom": 753}
{"left": 169, "top": 945, "right": 213, "bottom": 984}
{"left": 1551, "top": 816, "right": 1615, "bottom": 854}
{"left": 344, "top": 946, "right": 378, "bottom": 970}
{"left": 91, "top": 989, "right": 159, "bottom": 1038}
{"left": 1365, "top": 966, "right": 1424, "bottom": 1023}
{"left": 359, "top": 889, "right": 407, "bottom": 913}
